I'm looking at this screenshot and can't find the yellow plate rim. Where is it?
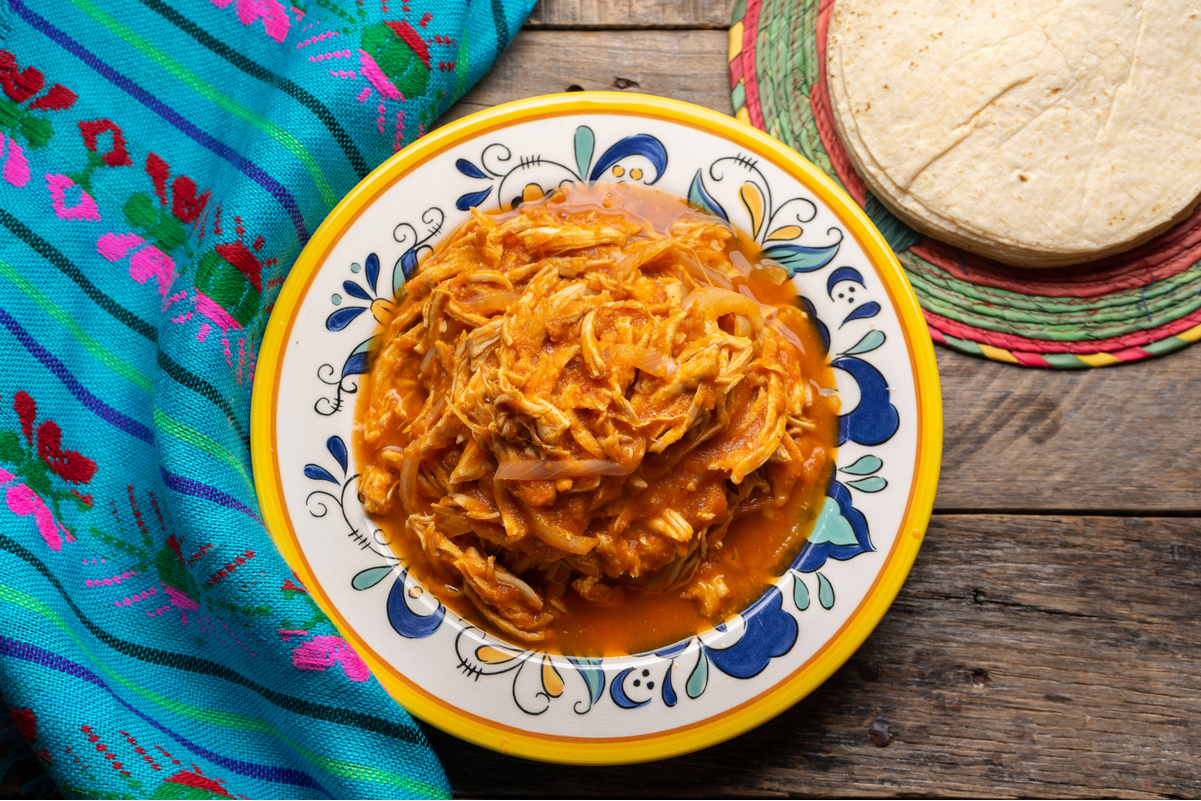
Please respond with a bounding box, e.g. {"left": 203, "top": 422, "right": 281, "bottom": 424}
{"left": 250, "top": 91, "right": 943, "bottom": 766}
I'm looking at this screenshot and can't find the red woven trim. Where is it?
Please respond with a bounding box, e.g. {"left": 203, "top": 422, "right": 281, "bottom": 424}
{"left": 729, "top": 51, "right": 745, "bottom": 91}
{"left": 910, "top": 210, "right": 1201, "bottom": 298}
{"left": 811, "top": 0, "right": 867, "bottom": 206}
{"left": 925, "top": 305, "right": 1201, "bottom": 354}
{"left": 1010, "top": 351, "right": 1052, "bottom": 367}
{"left": 742, "top": 0, "right": 766, "bottom": 130}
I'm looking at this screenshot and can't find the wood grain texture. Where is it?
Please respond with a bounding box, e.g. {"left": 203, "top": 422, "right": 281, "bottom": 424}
{"left": 438, "top": 30, "right": 734, "bottom": 125}
{"left": 526, "top": 0, "right": 736, "bottom": 29}
{"left": 933, "top": 345, "right": 1201, "bottom": 513}
{"left": 424, "top": 514, "right": 1201, "bottom": 798}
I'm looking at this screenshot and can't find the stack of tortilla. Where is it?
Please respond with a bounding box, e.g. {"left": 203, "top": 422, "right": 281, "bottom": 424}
{"left": 825, "top": 0, "right": 1201, "bottom": 268}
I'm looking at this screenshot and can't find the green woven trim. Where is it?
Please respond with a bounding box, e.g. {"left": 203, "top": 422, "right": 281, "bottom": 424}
{"left": 1041, "top": 353, "right": 1089, "bottom": 368}
{"left": 901, "top": 251, "right": 1201, "bottom": 313}
{"left": 1143, "top": 334, "right": 1195, "bottom": 356}
{"left": 909, "top": 268, "right": 1201, "bottom": 340}
{"left": 754, "top": 0, "right": 841, "bottom": 188}
{"left": 904, "top": 252, "right": 1201, "bottom": 321}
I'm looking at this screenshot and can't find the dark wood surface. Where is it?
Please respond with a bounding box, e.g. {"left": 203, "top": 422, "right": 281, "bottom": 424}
{"left": 426, "top": 1, "right": 1201, "bottom": 797}
{"left": 6, "top": 1, "right": 1198, "bottom": 797}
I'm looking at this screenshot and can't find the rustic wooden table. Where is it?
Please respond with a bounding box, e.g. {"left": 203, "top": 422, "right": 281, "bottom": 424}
{"left": 3, "top": 1, "right": 1196, "bottom": 798}
{"left": 422, "top": 1, "right": 1201, "bottom": 797}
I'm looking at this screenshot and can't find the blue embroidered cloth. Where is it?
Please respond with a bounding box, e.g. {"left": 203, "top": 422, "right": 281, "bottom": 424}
{"left": 0, "top": 0, "right": 533, "bottom": 795}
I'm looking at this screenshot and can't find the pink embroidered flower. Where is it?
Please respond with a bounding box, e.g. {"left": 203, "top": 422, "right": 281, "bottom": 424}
{"left": 236, "top": 0, "right": 291, "bottom": 43}
{"left": 96, "top": 232, "right": 145, "bottom": 262}
{"left": 46, "top": 174, "right": 100, "bottom": 221}
{"left": 211, "top": 0, "right": 290, "bottom": 42}
{"left": 194, "top": 291, "right": 242, "bottom": 331}
{"left": 291, "top": 635, "right": 370, "bottom": 681}
{"left": 0, "top": 133, "right": 30, "bottom": 188}
{"left": 128, "top": 245, "right": 176, "bottom": 296}
{"left": 5, "top": 483, "right": 71, "bottom": 551}
{"left": 358, "top": 50, "right": 403, "bottom": 101}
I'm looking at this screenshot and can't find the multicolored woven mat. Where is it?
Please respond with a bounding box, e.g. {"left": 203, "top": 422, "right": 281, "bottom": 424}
{"left": 729, "top": 0, "right": 1201, "bottom": 368}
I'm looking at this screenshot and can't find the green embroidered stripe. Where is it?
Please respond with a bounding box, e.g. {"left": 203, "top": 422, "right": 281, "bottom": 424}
{"left": 0, "top": 209, "right": 157, "bottom": 342}
{"left": 153, "top": 407, "right": 253, "bottom": 491}
{"left": 0, "top": 209, "right": 249, "bottom": 446}
{"left": 68, "top": 0, "right": 337, "bottom": 206}
{"left": 136, "top": 0, "right": 370, "bottom": 179}
{"left": 0, "top": 533, "right": 427, "bottom": 745}
{"left": 0, "top": 583, "right": 450, "bottom": 799}
{"left": 155, "top": 350, "right": 250, "bottom": 450}
{"left": 0, "top": 259, "right": 153, "bottom": 392}
{"left": 490, "top": 0, "right": 511, "bottom": 49}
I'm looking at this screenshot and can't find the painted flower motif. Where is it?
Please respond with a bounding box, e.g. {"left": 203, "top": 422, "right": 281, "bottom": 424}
{"left": 452, "top": 125, "right": 669, "bottom": 212}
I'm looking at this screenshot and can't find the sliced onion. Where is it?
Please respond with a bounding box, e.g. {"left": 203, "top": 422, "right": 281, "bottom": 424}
{"left": 756, "top": 258, "right": 789, "bottom": 285}
{"left": 399, "top": 449, "right": 420, "bottom": 512}
{"left": 688, "top": 287, "right": 765, "bottom": 329}
{"left": 769, "top": 318, "right": 807, "bottom": 356}
{"left": 495, "top": 459, "right": 632, "bottom": 481}
{"left": 603, "top": 345, "right": 678, "bottom": 378}
{"left": 729, "top": 249, "right": 754, "bottom": 277}
{"left": 418, "top": 347, "right": 436, "bottom": 375}
{"left": 465, "top": 291, "right": 519, "bottom": 315}
{"left": 632, "top": 349, "right": 678, "bottom": 378}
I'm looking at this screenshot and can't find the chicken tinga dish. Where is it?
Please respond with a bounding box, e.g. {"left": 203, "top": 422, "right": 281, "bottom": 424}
{"left": 355, "top": 182, "right": 839, "bottom": 655}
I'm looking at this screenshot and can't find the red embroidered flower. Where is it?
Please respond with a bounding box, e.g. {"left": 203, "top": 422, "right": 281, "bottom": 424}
{"left": 35, "top": 420, "right": 97, "bottom": 485}
{"left": 0, "top": 51, "right": 43, "bottom": 104}
{"left": 144, "top": 153, "right": 211, "bottom": 223}
{"left": 13, "top": 390, "right": 36, "bottom": 444}
{"left": 29, "top": 83, "right": 77, "bottom": 111}
{"left": 9, "top": 707, "right": 38, "bottom": 742}
{"left": 78, "top": 119, "right": 131, "bottom": 167}
{"left": 146, "top": 153, "right": 171, "bottom": 206}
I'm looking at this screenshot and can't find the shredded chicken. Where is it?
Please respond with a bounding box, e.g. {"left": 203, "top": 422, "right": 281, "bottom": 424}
{"left": 358, "top": 183, "right": 830, "bottom": 643}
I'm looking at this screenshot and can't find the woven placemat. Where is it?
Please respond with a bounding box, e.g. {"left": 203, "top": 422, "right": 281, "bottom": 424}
{"left": 729, "top": 0, "right": 1201, "bottom": 367}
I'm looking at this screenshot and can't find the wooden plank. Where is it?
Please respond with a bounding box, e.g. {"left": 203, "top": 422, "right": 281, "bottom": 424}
{"left": 439, "top": 30, "right": 734, "bottom": 125}
{"left": 423, "top": 514, "right": 1201, "bottom": 798}
{"left": 526, "top": 0, "right": 736, "bottom": 29}
{"left": 933, "top": 344, "right": 1201, "bottom": 513}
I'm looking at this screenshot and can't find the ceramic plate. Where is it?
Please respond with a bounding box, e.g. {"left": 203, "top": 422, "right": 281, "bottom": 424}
{"left": 251, "top": 93, "right": 942, "bottom": 764}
